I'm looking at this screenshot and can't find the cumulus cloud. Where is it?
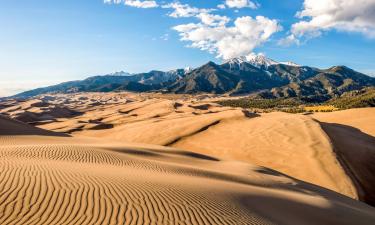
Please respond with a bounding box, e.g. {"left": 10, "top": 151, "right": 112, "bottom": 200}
{"left": 162, "top": 2, "right": 214, "bottom": 18}
{"left": 278, "top": 34, "right": 300, "bottom": 46}
{"left": 217, "top": 4, "right": 226, "bottom": 9}
{"left": 290, "top": 0, "right": 375, "bottom": 41}
{"left": 104, "top": 0, "right": 279, "bottom": 60}
{"left": 225, "top": 0, "right": 259, "bottom": 9}
{"left": 197, "top": 13, "right": 230, "bottom": 27}
{"left": 162, "top": 2, "right": 229, "bottom": 27}
{"left": 174, "top": 16, "right": 281, "bottom": 60}
{"left": 104, "top": 0, "right": 158, "bottom": 8}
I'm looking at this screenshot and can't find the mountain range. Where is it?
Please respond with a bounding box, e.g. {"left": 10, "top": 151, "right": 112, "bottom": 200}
{"left": 13, "top": 54, "right": 375, "bottom": 102}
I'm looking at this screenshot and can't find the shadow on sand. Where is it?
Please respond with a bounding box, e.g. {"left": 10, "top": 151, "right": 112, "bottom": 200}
{"left": 319, "top": 122, "right": 375, "bottom": 207}
{"left": 0, "top": 115, "right": 70, "bottom": 137}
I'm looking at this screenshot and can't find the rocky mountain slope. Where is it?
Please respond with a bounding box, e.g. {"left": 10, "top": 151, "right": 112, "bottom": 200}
{"left": 13, "top": 55, "right": 375, "bottom": 102}
{"left": 14, "top": 69, "right": 187, "bottom": 98}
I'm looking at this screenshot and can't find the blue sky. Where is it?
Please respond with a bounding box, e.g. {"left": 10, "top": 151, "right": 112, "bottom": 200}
{"left": 0, "top": 0, "right": 374, "bottom": 96}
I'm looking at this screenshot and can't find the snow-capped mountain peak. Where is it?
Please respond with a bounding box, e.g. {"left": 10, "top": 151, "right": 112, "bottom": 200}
{"left": 224, "top": 56, "right": 249, "bottom": 65}
{"left": 279, "top": 61, "right": 301, "bottom": 67}
{"left": 224, "top": 54, "right": 278, "bottom": 69}
{"left": 224, "top": 54, "right": 300, "bottom": 69}
{"left": 245, "top": 53, "right": 279, "bottom": 68}
{"left": 184, "top": 67, "right": 193, "bottom": 74}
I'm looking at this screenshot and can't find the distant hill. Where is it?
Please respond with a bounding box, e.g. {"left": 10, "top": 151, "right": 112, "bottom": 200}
{"left": 259, "top": 66, "right": 375, "bottom": 102}
{"left": 14, "top": 69, "right": 187, "bottom": 98}
{"left": 327, "top": 87, "right": 375, "bottom": 109}
{"left": 13, "top": 55, "right": 375, "bottom": 102}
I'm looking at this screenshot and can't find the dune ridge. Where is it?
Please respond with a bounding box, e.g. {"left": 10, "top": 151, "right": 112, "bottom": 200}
{"left": 1, "top": 129, "right": 375, "bottom": 224}
{"left": 312, "top": 108, "right": 375, "bottom": 206}
{"left": 0, "top": 114, "right": 67, "bottom": 137}
{"left": 55, "top": 95, "right": 358, "bottom": 201}
{"left": 0, "top": 93, "right": 375, "bottom": 218}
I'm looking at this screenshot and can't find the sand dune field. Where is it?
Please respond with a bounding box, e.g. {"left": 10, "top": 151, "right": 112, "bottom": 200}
{"left": 1, "top": 93, "right": 375, "bottom": 224}
{"left": 0, "top": 115, "right": 375, "bottom": 224}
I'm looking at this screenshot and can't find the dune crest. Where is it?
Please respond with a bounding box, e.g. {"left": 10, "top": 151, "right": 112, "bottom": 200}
{"left": 1, "top": 94, "right": 375, "bottom": 221}
{"left": 2, "top": 94, "right": 373, "bottom": 203}
{"left": 0, "top": 114, "right": 67, "bottom": 137}
{"left": 0, "top": 131, "right": 374, "bottom": 224}
{"left": 312, "top": 108, "right": 375, "bottom": 205}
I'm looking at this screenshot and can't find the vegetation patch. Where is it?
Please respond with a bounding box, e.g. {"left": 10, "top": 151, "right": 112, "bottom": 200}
{"left": 304, "top": 105, "right": 338, "bottom": 112}
{"left": 327, "top": 88, "right": 375, "bottom": 109}
{"left": 217, "top": 87, "right": 375, "bottom": 113}
{"left": 217, "top": 98, "right": 302, "bottom": 109}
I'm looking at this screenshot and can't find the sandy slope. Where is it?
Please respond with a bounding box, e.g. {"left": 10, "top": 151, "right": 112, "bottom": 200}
{"left": 0, "top": 114, "right": 67, "bottom": 137}
{"left": 1, "top": 94, "right": 374, "bottom": 206}
{"left": 0, "top": 117, "right": 374, "bottom": 224}
{"left": 311, "top": 108, "right": 375, "bottom": 205}
{"left": 171, "top": 112, "right": 358, "bottom": 199}
{"left": 77, "top": 105, "right": 357, "bottom": 200}
{"left": 312, "top": 108, "right": 375, "bottom": 137}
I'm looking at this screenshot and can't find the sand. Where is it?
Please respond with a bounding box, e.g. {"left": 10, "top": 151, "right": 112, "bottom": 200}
{"left": 311, "top": 108, "right": 375, "bottom": 206}
{"left": 0, "top": 114, "right": 67, "bottom": 137}
{"left": 312, "top": 108, "right": 375, "bottom": 137}
{"left": 0, "top": 115, "right": 374, "bottom": 224}
{"left": 170, "top": 112, "right": 358, "bottom": 200}
{"left": 1, "top": 93, "right": 375, "bottom": 209}
{"left": 47, "top": 95, "right": 359, "bottom": 201}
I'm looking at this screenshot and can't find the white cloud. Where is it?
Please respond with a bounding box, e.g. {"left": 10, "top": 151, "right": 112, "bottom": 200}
{"left": 104, "top": 0, "right": 158, "bottom": 8}
{"left": 174, "top": 16, "right": 281, "bottom": 60}
{"left": 217, "top": 4, "right": 226, "bottom": 9}
{"left": 290, "top": 0, "right": 375, "bottom": 41}
{"left": 225, "top": 0, "right": 259, "bottom": 9}
{"left": 162, "top": 2, "right": 229, "bottom": 26}
{"left": 197, "top": 13, "right": 230, "bottom": 27}
{"left": 162, "top": 2, "right": 213, "bottom": 18}
{"left": 104, "top": 0, "right": 278, "bottom": 60}
{"left": 161, "top": 33, "right": 169, "bottom": 41}
{"left": 278, "top": 34, "right": 300, "bottom": 46}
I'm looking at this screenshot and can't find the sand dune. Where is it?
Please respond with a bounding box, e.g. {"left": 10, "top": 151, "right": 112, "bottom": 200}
{"left": 63, "top": 97, "right": 358, "bottom": 201}
{"left": 312, "top": 108, "right": 375, "bottom": 137}
{"left": 312, "top": 108, "right": 375, "bottom": 206}
{"left": 0, "top": 114, "right": 67, "bottom": 137}
{"left": 170, "top": 112, "right": 358, "bottom": 199}
{"left": 0, "top": 99, "right": 80, "bottom": 125}
{"left": 0, "top": 115, "right": 374, "bottom": 224}
{"left": 1, "top": 93, "right": 375, "bottom": 208}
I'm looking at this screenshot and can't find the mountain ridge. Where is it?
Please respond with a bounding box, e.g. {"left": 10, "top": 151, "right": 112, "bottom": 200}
{"left": 12, "top": 55, "right": 375, "bottom": 102}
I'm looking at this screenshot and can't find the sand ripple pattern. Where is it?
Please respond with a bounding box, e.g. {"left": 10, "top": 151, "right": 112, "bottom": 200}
{"left": 0, "top": 143, "right": 272, "bottom": 225}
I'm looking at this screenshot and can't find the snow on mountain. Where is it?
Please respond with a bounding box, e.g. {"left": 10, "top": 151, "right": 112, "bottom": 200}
{"left": 245, "top": 53, "right": 279, "bottom": 68}
{"left": 224, "top": 54, "right": 300, "bottom": 69}
{"left": 280, "top": 61, "right": 301, "bottom": 67}
{"left": 184, "top": 67, "right": 193, "bottom": 74}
